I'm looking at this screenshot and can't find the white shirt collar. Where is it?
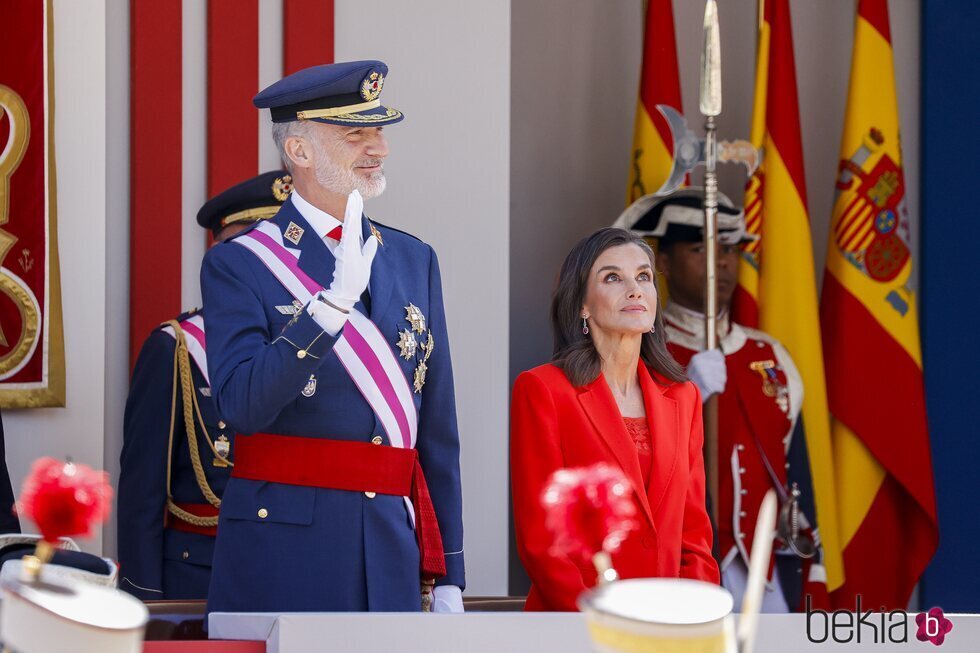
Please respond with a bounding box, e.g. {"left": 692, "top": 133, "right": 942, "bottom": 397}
{"left": 289, "top": 189, "right": 343, "bottom": 240}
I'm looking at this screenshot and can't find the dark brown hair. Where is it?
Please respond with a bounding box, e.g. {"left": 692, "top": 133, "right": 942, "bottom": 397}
{"left": 551, "top": 227, "right": 686, "bottom": 387}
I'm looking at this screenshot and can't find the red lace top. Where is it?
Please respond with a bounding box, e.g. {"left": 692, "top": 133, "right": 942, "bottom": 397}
{"left": 623, "top": 416, "right": 653, "bottom": 487}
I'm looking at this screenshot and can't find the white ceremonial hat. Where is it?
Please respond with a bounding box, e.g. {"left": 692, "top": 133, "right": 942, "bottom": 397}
{"left": 578, "top": 578, "right": 736, "bottom": 653}
{"left": 613, "top": 187, "right": 758, "bottom": 246}
{"left": 0, "top": 560, "right": 147, "bottom": 653}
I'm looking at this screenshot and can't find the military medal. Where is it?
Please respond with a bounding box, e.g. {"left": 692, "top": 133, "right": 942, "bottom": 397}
{"left": 213, "top": 435, "right": 231, "bottom": 467}
{"left": 302, "top": 374, "right": 317, "bottom": 397}
{"left": 414, "top": 361, "right": 428, "bottom": 394}
{"left": 405, "top": 304, "right": 426, "bottom": 334}
{"left": 397, "top": 329, "right": 418, "bottom": 359}
{"left": 401, "top": 304, "right": 435, "bottom": 393}
{"left": 750, "top": 359, "right": 790, "bottom": 415}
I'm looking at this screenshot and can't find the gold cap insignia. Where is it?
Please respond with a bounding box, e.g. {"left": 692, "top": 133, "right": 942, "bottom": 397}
{"left": 272, "top": 175, "right": 294, "bottom": 202}
{"left": 360, "top": 71, "right": 384, "bottom": 102}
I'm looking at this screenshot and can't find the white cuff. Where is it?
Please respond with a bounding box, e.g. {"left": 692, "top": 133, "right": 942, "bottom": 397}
{"left": 432, "top": 585, "right": 464, "bottom": 613}
{"left": 306, "top": 291, "right": 348, "bottom": 337}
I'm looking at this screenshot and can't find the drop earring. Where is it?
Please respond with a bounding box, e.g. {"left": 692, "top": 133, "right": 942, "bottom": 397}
{"left": 650, "top": 325, "right": 656, "bottom": 334}
{"left": 582, "top": 316, "right": 589, "bottom": 335}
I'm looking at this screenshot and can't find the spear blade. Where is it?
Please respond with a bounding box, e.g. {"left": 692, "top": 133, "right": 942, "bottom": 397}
{"left": 700, "top": 0, "right": 722, "bottom": 117}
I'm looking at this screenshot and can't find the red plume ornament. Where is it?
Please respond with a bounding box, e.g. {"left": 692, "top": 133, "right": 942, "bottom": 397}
{"left": 542, "top": 463, "right": 638, "bottom": 572}
{"left": 17, "top": 458, "right": 113, "bottom": 543}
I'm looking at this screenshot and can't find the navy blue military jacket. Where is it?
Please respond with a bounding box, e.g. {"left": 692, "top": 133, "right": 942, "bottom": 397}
{"left": 201, "top": 199, "right": 464, "bottom": 613}
{"left": 118, "top": 311, "right": 233, "bottom": 600}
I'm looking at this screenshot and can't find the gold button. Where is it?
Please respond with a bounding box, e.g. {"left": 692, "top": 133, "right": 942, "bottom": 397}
{"left": 218, "top": 420, "right": 226, "bottom": 429}
{"left": 182, "top": 551, "right": 189, "bottom": 560}
{"left": 258, "top": 508, "right": 269, "bottom": 519}
{"left": 371, "top": 436, "right": 383, "bottom": 445}
{"left": 364, "top": 491, "right": 376, "bottom": 499}
{"left": 297, "top": 350, "right": 307, "bottom": 359}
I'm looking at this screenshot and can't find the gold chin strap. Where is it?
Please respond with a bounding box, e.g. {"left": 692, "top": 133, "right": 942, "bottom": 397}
{"left": 163, "top": 320, "right": 232, "bottom": 529}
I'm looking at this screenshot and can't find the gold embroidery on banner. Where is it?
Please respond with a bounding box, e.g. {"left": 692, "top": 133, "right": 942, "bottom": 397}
{"left": 18, "top": 248, "right": 33, "bottom": 272}
{"left": 1, "top": 0, "right": 66, "bottom": 408}
{"left": 0, "top": 86, "right": 39, "bottom": 378}
{"left": 0, "top": 86, "right": 30, "bottom": 265}
{"left": 0, "top": 273, "right": 40, "bottom": 377}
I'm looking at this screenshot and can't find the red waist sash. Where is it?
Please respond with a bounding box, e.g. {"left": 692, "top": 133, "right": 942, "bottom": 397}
{"left": 167, "top": 503, "right": 219, "bottom": 537}
{"left": 232, "top": 432, "right": 446, "bottom": 581}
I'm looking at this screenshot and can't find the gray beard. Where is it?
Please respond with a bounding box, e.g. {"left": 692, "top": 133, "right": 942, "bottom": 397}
{"left": 314, "top": 153, "right": 387, "bottom": 200}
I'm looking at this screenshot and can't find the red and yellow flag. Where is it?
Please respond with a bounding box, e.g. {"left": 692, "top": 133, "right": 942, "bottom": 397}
{"left": 627, "top": 0, "right": 682, "bottom": 203}
{"left": 822, "top": 0, "right": 937, "bottom": 609}
{"left": 734, "top": 0, "right": 843, "bottom": 590}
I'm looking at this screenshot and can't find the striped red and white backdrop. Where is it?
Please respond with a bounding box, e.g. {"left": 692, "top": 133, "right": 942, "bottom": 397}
{"left": 129, "top": 0, "right": 334, "bottom": 367}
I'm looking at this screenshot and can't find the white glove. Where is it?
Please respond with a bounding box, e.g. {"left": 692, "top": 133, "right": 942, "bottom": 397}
{"left": 432, "top": 585, "right": 464, "bottom": 613}
{"left": 688, "top": 349, "right": 727, "bottom": 401}
{"left": 320, "top": 190, "right": 378, "bottom": 312}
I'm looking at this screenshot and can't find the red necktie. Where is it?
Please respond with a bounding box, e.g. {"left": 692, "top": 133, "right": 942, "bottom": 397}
{"left": 327, "top": 225, "right": 342, "bottom": 241}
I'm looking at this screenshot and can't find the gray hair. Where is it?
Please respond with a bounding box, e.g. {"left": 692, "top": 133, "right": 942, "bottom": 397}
{"left": 271, "top": 120, "right": 316, "bottom": 172}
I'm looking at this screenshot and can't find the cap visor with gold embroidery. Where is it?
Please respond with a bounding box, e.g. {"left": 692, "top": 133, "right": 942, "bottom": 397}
{"left": 196, "top": 170, "right": 291, "bottom": 231}
{"left": 253, "top": 60, "right": 404, "bottom": 127}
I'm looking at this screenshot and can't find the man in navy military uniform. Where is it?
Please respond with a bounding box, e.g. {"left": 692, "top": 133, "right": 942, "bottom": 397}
{"left": 619, "top": 189, "right": 827, "bottom": 612}
{"left": 118, "top": 171, "right": 291, "bottom": 600}
{"left": 201, "top": 60, "right": 464, "bottom": 614}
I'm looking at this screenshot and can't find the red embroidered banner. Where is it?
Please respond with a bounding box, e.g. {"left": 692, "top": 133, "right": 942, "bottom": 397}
{"left": 0, "top": 0, "right": 65, "bottom": 407}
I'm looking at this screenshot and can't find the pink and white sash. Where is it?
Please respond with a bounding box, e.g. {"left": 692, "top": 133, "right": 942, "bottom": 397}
{"left": 164, "top": 314, "right": 209, "bottom": 386}
{"left": 235, "top": 221, "right": 419, "bottom": 450}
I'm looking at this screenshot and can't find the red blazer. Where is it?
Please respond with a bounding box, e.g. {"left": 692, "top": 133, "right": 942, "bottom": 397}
{"left": 511, "top": 361, "right": 720, "bottom": 611}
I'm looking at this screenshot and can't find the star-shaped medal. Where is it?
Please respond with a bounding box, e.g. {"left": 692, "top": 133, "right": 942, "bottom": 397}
{"left": 397, "top": 329, "right": 418, "bottom": 360}
{"left": 405, "top": 304, "right": 426, "bottom": 334}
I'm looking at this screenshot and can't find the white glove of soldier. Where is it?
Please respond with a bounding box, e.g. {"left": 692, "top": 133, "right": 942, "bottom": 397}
{"left": 688, "top": 349, "right": 727, "bottom": 401}
{"left": 320, "top": 190, "right": 378, "bottom": 313}
{"left": 433, "top": 585, "right": 464, "bottom": 613}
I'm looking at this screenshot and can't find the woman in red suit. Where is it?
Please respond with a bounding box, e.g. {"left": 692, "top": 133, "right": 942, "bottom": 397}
{"left": 511, "top": 228, "right": 719, "bottom": 611}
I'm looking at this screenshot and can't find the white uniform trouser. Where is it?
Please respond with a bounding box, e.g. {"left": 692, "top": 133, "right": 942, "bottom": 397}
{"left": 722, "top": 557, "right": 790, "bottom": 614}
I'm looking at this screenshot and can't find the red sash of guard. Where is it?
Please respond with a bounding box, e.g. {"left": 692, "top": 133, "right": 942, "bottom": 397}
{"left": 231, "top": 433, "right": 446, "bottom": 581}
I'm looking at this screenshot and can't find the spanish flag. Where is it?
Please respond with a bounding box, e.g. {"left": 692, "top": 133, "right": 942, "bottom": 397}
{"left": 627, "top": 0, "right": 682, "bottom": 203}
{"left": 734, "top": 0, "right": 844, "bottom": 591}
{"left": 822, "top": 0, "right": 938, "bottom": 609}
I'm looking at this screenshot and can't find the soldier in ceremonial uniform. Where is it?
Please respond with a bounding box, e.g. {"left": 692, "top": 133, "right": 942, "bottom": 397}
{"left": 620, "top": 189, "right": 827, "bottom": 612}
{"left": 201, "top": 60, "right": 464, "bottom": 613}
{"left": 118, "top": 171, "right": 291, "bottom": 600}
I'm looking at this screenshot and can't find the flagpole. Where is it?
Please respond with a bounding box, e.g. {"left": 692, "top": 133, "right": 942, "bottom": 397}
{"left": 700, "top": 0, "right": 722, "bottom": 526}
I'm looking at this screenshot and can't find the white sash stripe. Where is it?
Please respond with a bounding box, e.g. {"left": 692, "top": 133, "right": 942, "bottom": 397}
{"left": 163, "top": 317, "right": 209, "bottom": 386}
{"left": 236, "top": 234, "right": 314, "bottom": 304}
{"left": 181, "top": 316, "right": 210, "bottom": 386}
{"left": 347, "top": 311, "right": 419, "bottom": 448}
{"left": 333, "top": 337, "right": 404, "bottom": 450}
